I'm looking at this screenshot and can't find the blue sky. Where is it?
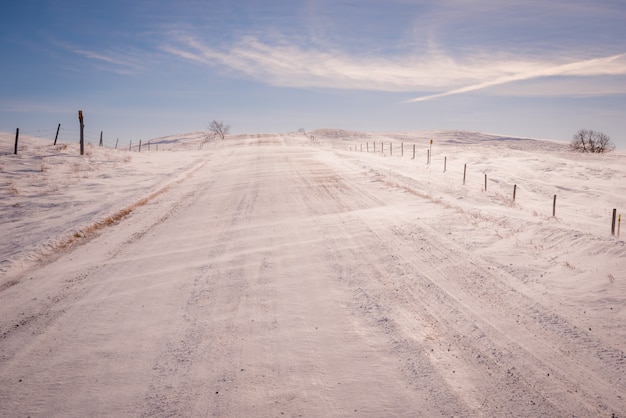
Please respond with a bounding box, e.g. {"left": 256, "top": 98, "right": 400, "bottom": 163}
{"left": 1, "top": 0, "right": 626, "bottom": 147}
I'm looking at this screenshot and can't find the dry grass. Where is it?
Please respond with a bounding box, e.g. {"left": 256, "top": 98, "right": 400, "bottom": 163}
{"left": 55, "top": 189, "right": 164, "bottom": 252}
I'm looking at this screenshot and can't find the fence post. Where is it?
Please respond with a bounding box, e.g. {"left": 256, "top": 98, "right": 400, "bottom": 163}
{"left": 129, "top": 140, "right": 132, "bottom": 151}
{"left": 429, "top": 139, "right": 433, "bottom": 165}
{"left": 412, "top": 144, "right": 416, "bottom": 159}
{"left": 513, "top": 184, "right": 517, "bottom": 202}
{"left": 367, "top": 142, "right": 369, "bottom": 152}
{"left": 401, "top": 142, "right": 404, "bottom": 157}
{"left": 374, "top": 142, "right": 376, "bottom": 152}
{"left": 99, "top": 131, "right": 103, "bottom": 147}
{"left": 78, "top": 110, "right": 84, "bottom": 155}
{"left": 444, "top": 156, "right": 447, "bottom": 172}
{"left": 484, "top": 174, "right": 487, "bottom": 192}
{"left": 14, "top": 128, "right": 19, "bottom": 155}
{"left": 115, "top": 138, "right": 119, "bottom": 149}
{"left": 611, "top": 208, "right": 617, "bottom": 236}
{"left": 553, "top": 195, "right": 557, "bottom": 217}
{"left": 463, "top": 163, "right": 467, "bottom": 185}
{"left": 54, "top": 123, "right": 61, "bottom": 145}
{"left": 139, "top": 139, "right": 142, "bottom": 152}
{"left": 427, "top": 149, "right": 430, "bottom": 165}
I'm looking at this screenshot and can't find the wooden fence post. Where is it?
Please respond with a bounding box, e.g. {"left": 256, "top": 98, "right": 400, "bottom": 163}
{"left": 553, "top": 195, "right": 557, "bottom": 217}
{"left": 139, "top": 139, "right": 142, "bottom": 152}
{"left": 484, "top": 174, "right": 487, "bottom": 192}
{"left": 427, "top": 149, "right": 430, "bottom": 165}
{"left": 99, "top": 131, "right": 103, "bottom": 147}
{"left": 444, "top": 156, "right": 447, "bottom": 172}
{"left": 401, "top": 142, "right": 404, "bottom": 157}
{"left": 14, "top": 128, "right": 19, "bottom": 155}
{"left": 611, "top": 208, "right": 617, "bottom": 236}
{"left": 513, "top": 184, "right": 517, "bottom": 202}
{"left": 129, "top": 140, "right": 132, "bottom": 151}
{"left": 78, "top": 110, "right": 84, "bottom": 156}
{"left": 115, "top": 138, "right": 119, "bottom": 149}
{"left": 54, "top": 123, "right": 60, "bottom": 145}
{"left": 390, "top": 143, "right": 393, "bottom": 156}
{"left": 429, "top": 139, "right": 433, "bottom": 165}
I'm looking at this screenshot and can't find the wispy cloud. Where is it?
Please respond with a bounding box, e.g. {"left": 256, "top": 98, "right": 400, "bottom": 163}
{"left": 162, "top": 34, "right": 626, "bottom": 100}
{"left": 59, "top": 43, "right": 144, "bottom": 75}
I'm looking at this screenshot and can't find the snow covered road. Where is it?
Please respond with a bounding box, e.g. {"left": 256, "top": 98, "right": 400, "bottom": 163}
{"left": 1, "top": 134, "right": 624, "bottom": 416}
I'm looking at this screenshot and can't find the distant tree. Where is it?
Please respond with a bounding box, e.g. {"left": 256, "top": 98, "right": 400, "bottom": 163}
{"left": 207, "top": 120, "right": 230, "bottom": 140}
{"left": 570, "top": 129, "right": 615, "bottom": 153}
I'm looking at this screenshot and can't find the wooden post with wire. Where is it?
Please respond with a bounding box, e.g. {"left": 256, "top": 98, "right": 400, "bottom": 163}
{"left": 78, "top": 110, "right": 84, "bottom": 155}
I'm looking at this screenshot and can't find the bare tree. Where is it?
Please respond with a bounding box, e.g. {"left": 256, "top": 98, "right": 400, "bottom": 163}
{"left": 208, "top": 120, "right": 230, "bottom": 140}
{"left": 570, "top": 129, "right": 615, "bottom": 153}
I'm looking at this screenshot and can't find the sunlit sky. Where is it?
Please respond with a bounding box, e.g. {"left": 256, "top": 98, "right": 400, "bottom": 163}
{"left": 2, "top": 0, "right": 626, "bottom": 147}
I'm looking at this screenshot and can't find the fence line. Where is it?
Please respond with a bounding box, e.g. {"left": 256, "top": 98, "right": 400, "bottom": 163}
{"left": 349, "top": 141, "right": 620, "bottom": 234}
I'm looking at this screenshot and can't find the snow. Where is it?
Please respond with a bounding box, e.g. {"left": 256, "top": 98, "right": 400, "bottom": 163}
{"left": 1, "top": 130, "right": 625, "bottom": 416}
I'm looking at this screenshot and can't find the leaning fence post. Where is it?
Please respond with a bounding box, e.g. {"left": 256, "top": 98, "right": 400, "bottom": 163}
{"left": 54, "top": 123, "right": 61, "bottom": 145}
{"left": 553, "top": 195, "right": 557, "bottom": 217}
{"left": 14, "top": 128, "right": 19, "bottom": 154}
{"left": 513, "top": 184, "right": 517, "bottom": 202}
{"left": 115, "top": 138, "right": 119, "bottom": 149}
{"left": 99, "top": 131, "right": 103, "bottom": 147}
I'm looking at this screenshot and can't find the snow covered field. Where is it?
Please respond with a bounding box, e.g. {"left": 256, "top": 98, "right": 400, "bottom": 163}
{"left": 1, "top": 130, "right": 625, "bottom": 417}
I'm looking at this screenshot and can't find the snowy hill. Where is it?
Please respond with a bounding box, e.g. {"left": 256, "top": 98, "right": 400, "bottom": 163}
{"left": 1, "top": 130, "right": 625, "bottom": 416}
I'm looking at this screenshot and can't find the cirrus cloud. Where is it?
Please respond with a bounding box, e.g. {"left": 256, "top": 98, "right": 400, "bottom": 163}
{"left": 162, "top": 34, "right": 626, "bottom": 101}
